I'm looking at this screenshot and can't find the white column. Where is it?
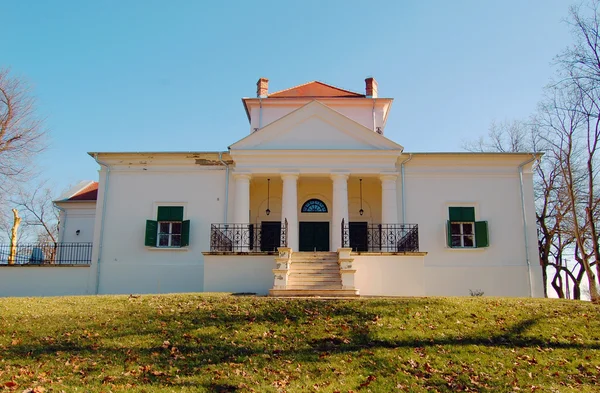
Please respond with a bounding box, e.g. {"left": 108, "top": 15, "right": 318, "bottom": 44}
{"left": 281, "top": 173, "right": 299, "bottom": 251}
{"left": 233, "top": 173, "right": 251, "bottom": 224}
{"left": 331, "top": 173, "right": 350, "bottom": 250}
{"left": 380, "top": 173, "right": 399, "bottom": 224}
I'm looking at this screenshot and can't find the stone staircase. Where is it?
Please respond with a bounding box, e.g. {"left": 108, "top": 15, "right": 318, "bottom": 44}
{"left": 269, "top": 251, "right": 359, "bottom": 297}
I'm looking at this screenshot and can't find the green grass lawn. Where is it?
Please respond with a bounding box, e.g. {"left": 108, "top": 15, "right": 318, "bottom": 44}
{"left": 0, "top": 294, "right": 598, "bottom": 392}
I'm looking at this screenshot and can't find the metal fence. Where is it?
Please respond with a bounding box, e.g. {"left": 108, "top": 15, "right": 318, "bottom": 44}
{"left": 342, "top": 220, "right": 419, "bottom": 252}
{"left": 0, "top": 243, "right": 93, "bottom": 265}
{"left": 210, "top": 219, "right": 288, "bottom": 252}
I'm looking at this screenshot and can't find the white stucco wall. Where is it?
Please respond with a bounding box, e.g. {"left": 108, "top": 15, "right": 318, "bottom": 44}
{"left": 424, "top": 266, "right": 532, "bottom": 297}
{"left": 0, "top": 266, "right": 91, "bottom": 297}
{"left": 56, "top": 202, "right": 96, "bottom": 243}
{"left": 248, "top": 99, "right": 391, "bottom": 134}
{"left": 399, "top": 155, "right": 543, "bottom": 297}
{"left": 203, "top": 254, "right": 275, "bottom": 295}
{"left": 91, "top": 160, "right": 228, "bottom": 294}
{"left": 353, "top": 254, "right": 425, "bottom": 296}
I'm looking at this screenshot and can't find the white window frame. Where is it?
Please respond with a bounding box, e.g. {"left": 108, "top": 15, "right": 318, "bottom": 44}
{"left": 157, "top": 221, "right": 183, "bottom": 248}
{"left": 450, "top": 221, "right": 476, "bottom": 248}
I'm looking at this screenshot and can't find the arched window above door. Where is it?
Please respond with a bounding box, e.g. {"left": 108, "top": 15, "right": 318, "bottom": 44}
{"left": 301, "top": 199, "right": 328, "bottom": 213}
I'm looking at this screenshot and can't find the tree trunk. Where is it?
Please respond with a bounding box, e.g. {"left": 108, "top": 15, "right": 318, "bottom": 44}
{"left": 8, "top": 209, "right": 21, "bottom": 265}
{"left": 542, "top": 265, "right": 549, "bottom": 298}
{"left": 551, "top": 267, "right": 565, "bottom": 298}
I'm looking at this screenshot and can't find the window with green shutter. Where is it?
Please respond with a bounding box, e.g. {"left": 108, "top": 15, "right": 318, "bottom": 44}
{"left": 145, "top": 206, "right": 190, "bottom": 248}
{"left": 446, "top": 207, "right": 488, "bottom": 248}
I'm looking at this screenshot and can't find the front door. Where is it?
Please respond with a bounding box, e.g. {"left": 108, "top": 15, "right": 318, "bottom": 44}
{"left": 349, "top": 222, "right": 368, "bottom": 252}
{"left": 260, "top": 221, "right": 281, "bottom": 252}
{"left": 299, "top": 222, "right": 329, "bottom": 251}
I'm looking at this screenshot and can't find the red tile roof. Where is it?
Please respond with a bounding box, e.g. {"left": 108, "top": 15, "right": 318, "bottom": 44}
{"left": 268, "top": 81, "right": 365, "bottom": 98}
{"left": 69, "top": 182, "right": 98, "bottom": 201}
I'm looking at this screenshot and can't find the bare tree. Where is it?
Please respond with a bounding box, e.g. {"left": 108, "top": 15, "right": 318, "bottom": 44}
{"left": 7, "top": 209, "right": 21, "bottom": 265}
{"left": 10, "top": 182, "right": 59, "bottom": 243}
{"left": 534, "top": 146, "right": 578, "bottom": 299}
{"left": 463, "top": 120, "right": 529, "bottom": 153}
{"left": 463, "top": 1, "right": 600, "bottom": 303}
{"left": 0, "top": 68, "right": 46, "bottom": 193}
{"left": 463, "top": 120, "right": 577, "bottom": 299}
{"left": 542, "top": 1, "right": 600, "bottom": 302}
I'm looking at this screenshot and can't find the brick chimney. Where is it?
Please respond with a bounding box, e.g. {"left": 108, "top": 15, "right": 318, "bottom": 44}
{"left": 365, "top": 77, "right": 378, "bottom": 98}
{"left": 257, "top": 78, "right": 269, "bottom": 98}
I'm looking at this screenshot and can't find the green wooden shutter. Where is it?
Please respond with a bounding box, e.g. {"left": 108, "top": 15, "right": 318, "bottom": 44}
{"left": 475, "top": 221, "right": 489, "bottom": 248}
{"left": 145, "top": 220, "right": 158, "bottom": 247}
{"left": 449, "top": 207, "right": 475, "bottom": 222}
{"left": 181, "top": 220, "right": 190, "bottom": 247}
{"left": 157, "top": 206, "right": 184, "bottom": 221}
{"left": 447, "top": 220, "right": 453, "bottom": 247}
{"left": 449, "top": 207, "right": 462, "bottom": 221}
{"left": 463, "top": 207, "right": 475, "bottom": 222}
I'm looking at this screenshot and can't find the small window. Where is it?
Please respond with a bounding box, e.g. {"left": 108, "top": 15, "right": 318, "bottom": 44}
{"left": 446, "top": 207, "right": 488, "bottom": 248}
{"left": 159, "top": 222, "right": 182, "bottom": 247}
{"left": 301, "top": 199, "right": 328, "bottom": 213}
{"left": 145, "top": 206, "right": 190, "bottom": 248}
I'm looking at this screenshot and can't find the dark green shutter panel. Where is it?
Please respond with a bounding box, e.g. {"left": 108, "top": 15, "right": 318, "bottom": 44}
{"left": 463, "top": 207, "right": 475, "bottom": 222}
{"left": 157, "top": 207, "right": 169, "bottom": 221}
{"left": 447, "top": 220, "right": 453, "bottom": 247}
{"left": 449, "top": 207, "right": 475, "bottom": 222}
{"left": 449, "top": 207, "right": 462, "bottom": 222}
{"left": 475, "top": 221, "right": 489, "bottom": 248}
{"left": 181, "top": 220, "right": 190, "bottom": 247}
{"left": 145, "top": 220, "right": 158, "bottom": 247}
{"left": 157, "top": 206, "right": 184, "bottom": 221}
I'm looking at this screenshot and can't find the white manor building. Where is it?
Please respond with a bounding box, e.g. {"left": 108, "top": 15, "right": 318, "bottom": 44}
{"left": 0, "top": 78, "right": 544, "bottom": 297}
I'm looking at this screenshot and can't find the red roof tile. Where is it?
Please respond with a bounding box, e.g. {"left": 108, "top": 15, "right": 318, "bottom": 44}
{"left": 69, "top": 182, "right": 98, "bottom": 201}
{"left": 268, "top": 81, "right": 365, "bottom": 98}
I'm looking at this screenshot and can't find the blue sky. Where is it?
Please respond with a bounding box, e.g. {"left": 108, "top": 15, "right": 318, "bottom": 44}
{"left": 3, "top": 0, "right": 576, "bottom": 195}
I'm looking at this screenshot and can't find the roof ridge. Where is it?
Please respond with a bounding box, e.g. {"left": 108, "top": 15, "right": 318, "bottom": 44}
{"left": 68, "top": 181, "right": 98, "bottom": 200}
{"left": 268, "top": 80, "right": 364, "bottom": 97}
{"left": 268, "top": 80, "right": 316, "bottom": 96}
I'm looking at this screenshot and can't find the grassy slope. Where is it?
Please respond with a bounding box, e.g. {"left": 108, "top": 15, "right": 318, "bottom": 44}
{"left": 0, "top": 294, "right": 598, "bottom": 393}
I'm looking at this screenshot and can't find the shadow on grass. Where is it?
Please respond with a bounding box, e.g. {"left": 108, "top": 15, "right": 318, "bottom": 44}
{"left": 1, "top": 297, "right": 598, "bottom": 390}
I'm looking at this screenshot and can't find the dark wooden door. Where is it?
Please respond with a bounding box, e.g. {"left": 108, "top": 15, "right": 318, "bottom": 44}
{"left": 349, "top": 222, "right": 368, "bottom": 252}
{"left": 299, "top": 222, "right": 330, "bottom": 251}
{"left": 260, "top": 221, "right": 281, "bottom": 252}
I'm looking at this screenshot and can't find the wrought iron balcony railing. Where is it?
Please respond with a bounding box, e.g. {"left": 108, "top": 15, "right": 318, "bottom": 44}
{"left": 210, "top": 219, "right": 288, "bottom": 252}
{"left": 0, "top": 242, "right": 93, "bottom": 265}
{"left": 342, "top": 220, "right": 419, "bottom": 252}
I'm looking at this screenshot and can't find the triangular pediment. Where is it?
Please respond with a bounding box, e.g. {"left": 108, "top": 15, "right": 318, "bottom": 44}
{"left": 229, "top": 101, "right": 403, "bottom": 151}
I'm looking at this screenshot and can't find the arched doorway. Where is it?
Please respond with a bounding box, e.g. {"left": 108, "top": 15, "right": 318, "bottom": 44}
{"left": 299, "top": 199, "right": 330, "bottom": 251}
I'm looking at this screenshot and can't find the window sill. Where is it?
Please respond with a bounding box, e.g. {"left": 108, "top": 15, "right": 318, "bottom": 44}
{"left": 146, "top": 247, "right": 189, "bottom": 252}
{"left": 446, "top": 247, "right": 487, "bottom": 251}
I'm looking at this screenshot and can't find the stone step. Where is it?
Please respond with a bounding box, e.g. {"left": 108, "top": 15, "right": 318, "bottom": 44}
{"left": 292, "top": 252, "right": 338, "bottom": 255}
{"left": 292, "top": 259, "right": 338, "bottom": 262}
{"left": 291, "top": 258, "right": 339, "bottom": 263}
{"left": 291, "top": 263, "right": 339, "bottom": 269}
{"left": 292, "top": 259, "right": 339, "bottom": 262}
{"left": 289, "top": 270, "right": 340, "bottom": 275}
{"left": 285, "top": 283, "right": 342, "bottom": 289}
{"left": 292, "top": 253, "right": 337, "bottom": 259}
{"left": 289, "top": 273, "right": 340, "bottom": 278}
{"left": 288, "top": 276, "right": 342, "bottom": 284}
{"left": 287, "top": 283, "right": 342, "bottom": 288}
{"left": 269, "top": 288, "right": 359, "bottom": 297}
